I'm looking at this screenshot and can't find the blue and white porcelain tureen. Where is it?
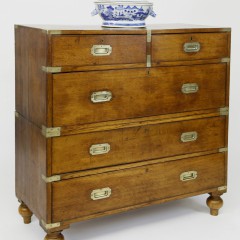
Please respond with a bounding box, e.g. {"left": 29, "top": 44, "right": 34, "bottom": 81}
{"left": 91, "top": 0, "right": 156, "bottom": 27}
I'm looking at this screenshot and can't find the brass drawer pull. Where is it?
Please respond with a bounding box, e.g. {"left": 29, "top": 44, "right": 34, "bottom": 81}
{"left": 91, "top": 91, "right": 112, "bottom": 103}
{"left": 90, "top": 143, "right": 111, "bottom": 155}
{"left": 91, "top": 45, "right": 112, "bottom": 56}
{"left": 180, "top": 171, "right": 198, "bottom": 181}
{"left": 91, "top": 187, "right": 112, "bottom": 200}
{"left": 184, "top": 42, "right": 201, "bottom": 53}
{"left": 181, "top": 131, "right": 198, "bottom": 143}
{"left": 182, "top": 83, "right": 199, "bottom": 94}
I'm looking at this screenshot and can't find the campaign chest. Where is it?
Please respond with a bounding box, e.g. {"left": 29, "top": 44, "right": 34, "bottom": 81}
{"left": 15, "top": 24, "right": 231, "bottom": 240}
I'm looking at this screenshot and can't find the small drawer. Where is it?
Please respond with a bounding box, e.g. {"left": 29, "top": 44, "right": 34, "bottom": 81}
{"left": 152, "top": 33, "right": 229, "bottom": 62}
{"left": 52, "top": 153, "right": 225, "bottom": 222}
{"left": 51, "top": 35, "right": 146, "bottom": 67}
{"left": 52, "top": 117, "right": 225, "bottom": 174}
{"left": 53, "top": 63, "right": 226, "bottom": 126}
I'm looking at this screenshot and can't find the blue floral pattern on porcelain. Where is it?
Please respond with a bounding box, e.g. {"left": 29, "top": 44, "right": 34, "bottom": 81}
{"left": 91, "top": 2, "right": 156, "bottom": 27}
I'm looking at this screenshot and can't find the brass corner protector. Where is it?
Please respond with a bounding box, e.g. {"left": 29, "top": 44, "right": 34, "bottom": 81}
{"left": 41, "top": 66, "right": 62, "bottom": 73}
{"left": 221, "top": 57, "right": 230, "bottom": 63}
{"left": 41, "top": 220, "right": 61, "bottom": 230}
{"left": 15, "top": 111, "right": 20, "bottom": 118}
{"left": 218, "top": 186, "right": 227, "bottom": 192}
{"left": 147, "top": 55, "right": 151, "bottom": 68}
{"left": 220, "top": 107, "right": 229, "bottom": 116}
{"left": 44, "top": 30, "right": 62, "bottom": 35}
{"left": 14, "top": 25, "right": 19, "bottom": 29}
{"left": 147, "top": 29, "right": 152, "bottom": 43}
{"left": 219, "top": 147, "right": 228, "bottom": 153}
{"left": 220, "top": 28, "right": 231, "bottom": 32}
{"left": 42, "top": 125, "right": 61, "bottom": 138}
{"left": 42, "top": 174, "right": 61, "bottom": 183}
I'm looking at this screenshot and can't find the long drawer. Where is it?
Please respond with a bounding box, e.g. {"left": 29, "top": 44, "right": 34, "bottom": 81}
{"left": 52, "top": 153, "right": 225, "bottom": 222}
{"left": 51, "top": 35, "right": 146, "bottom": 67}
{"left": 53, "top": 63, "right": 226, "bottom": 126}
{"left": 52, "top": 117, "right": 225, "bottom": 174}
{"left": 152, "top": 33, "right": 229, "bottom": 62}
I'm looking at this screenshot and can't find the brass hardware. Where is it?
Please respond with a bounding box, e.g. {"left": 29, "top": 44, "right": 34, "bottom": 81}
{"left": 221, "top": 57, "right": 230, "bottom": 63}
{"left": 220, "top": 107, "right": 229, "bottom": 116}
{"left": 147, "top": 55, "right": 151, "bottom": 67}
{"left": 91, "top": 91, "right": 112, "bottom": 103}
{"left": 15, "top": 25, "right": 19, "bottom": 29}
{"left": 91, "top": 45, "right": 112, "bottom": 56}
{"left": 91, "top": 187, "right": 112, "bottom": 200}
{"left": 42, "top": 126, "right": 61, "bottom": 138}
{"left": 147, "top": 29, "right": 152, "bottom": 43}
{"left": 41, "top": 66, "right": 62, "bottom": 73}
{"left": 90, "top": 143, "right": 111, "bottom": 156}
{"left": 184, "top": 42, "right": 201, "bottom": 53}
{"left": 182, "top": 83, "right": 199, "bottom": 94}
{"left": 219, "top": 147, "right": 228, "bottom": 153}
{"left": 46, "top": 30, "right": 62, "bottom": 35}
{"left": 220, "top": 28, "right": 231, "bottom": 32}
{"left": 181, "top": 131, "right": 198, "bottom": 143}
{"left": 218, "top": 186, "right": 227, "bottom": 191}
{"left": 15, "top": 111, "right": 20, "bottom": 118}
{"left": 42, "top": 174, "right": 61, "bottom": 183}
{"left": 180, "top": 171, "right": 198, "bottom": 181}
{"left": 41, "top": 220, "right": 61, "bottom": 230}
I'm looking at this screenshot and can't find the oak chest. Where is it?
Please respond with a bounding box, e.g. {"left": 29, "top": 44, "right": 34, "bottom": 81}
{"left": 15, "top": 24, "right": 231, "bottom": 240}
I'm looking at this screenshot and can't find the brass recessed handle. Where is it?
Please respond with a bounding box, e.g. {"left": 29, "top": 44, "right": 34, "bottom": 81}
{"left": 182, "top": 83, "right": 199, "bottom": 94}
{"left": 181, "top": 131, "right": 198, "bottom": 143}
{"left": 180, "top": 171, "right": 198, "bottom": 181}
{"left": 91, "top": 45, "right": 112, "bottom": 56}
{"left": 91, "top": 91, "right": 112, "bottom": 103}
{"left": 90, "top": 143, "right": 111, "bottom": 156}
{"left": 91, "top": 187, "right": 112, "bottom": 200}
{"left": 184, "top": 42, "right": 201, "bottom": 53}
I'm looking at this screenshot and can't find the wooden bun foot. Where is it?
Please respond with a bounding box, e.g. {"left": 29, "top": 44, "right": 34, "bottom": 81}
{"left": 18, "top": 202, "right": 33, "bottom": 224}
{"left": 206, "top": 194, "right": 223, "bottom": 216}
{"left": 44, "top": 232, "right": 64, "bottom": 240}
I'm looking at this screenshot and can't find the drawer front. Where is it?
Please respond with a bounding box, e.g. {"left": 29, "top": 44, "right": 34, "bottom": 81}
{"left": 53, "top": 63, "right": 226, "bottom": 126}
{"left": 52, "top": 153, "right": 225, "bottom": 222}
{"left": 51, "top": 35, "right": 146, "bottom": 66}
{"left": 152, "top": 33, "right": 229, "bottom": 62}
{"left": 52, "top": 117, "right": 225, "bottom": 174}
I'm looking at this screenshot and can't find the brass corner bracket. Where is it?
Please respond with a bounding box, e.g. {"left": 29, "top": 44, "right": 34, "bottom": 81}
{"left": 42, "top": 126, "right": 61, "bottom": 138}
{"left": 220, "top": 107, "right": 229, "bottom": 116}
{"left": 219, "top": 147, "right": 228, "bottom": 153}
{"left": 221, "top": 58, "right": 230, "bottom": 63}
{"left": 218, "top": 186, "right": 227, "bottom": 192}
{"left": 42, "top": 174, "right": 61, "bottom": 183}
{"left": 147, "top": 29, "right": 152, "bottom": 43}
{"left": 42, "top": 66, "right": 62, "bottom": 73}
{"left": 15, "top": 111, "right": 20, "bottom": 118}
{"left": 43, "top": 30, "right": 62, "bottom": 35}
{"left": 41, "top": 220, "right": 61, "bottom": 230}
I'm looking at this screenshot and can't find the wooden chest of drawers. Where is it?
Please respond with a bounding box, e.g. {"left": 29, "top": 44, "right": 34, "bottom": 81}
{"left": 15, "top": 24, "right": 231, "bottom": 240}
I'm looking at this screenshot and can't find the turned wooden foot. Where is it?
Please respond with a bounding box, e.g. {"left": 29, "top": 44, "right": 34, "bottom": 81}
{"left": 44, "top": 232, "right": 64, "bottom": 240}
{"left": 206, "top": 194, "right": 223, "bottom": 216}
{"left": 18, "top": 202, "right": 33, "bottom": 224}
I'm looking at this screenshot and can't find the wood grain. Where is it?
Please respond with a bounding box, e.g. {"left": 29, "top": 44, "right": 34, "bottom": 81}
{"left": 53, "top": 64, "right": 226, "bottom": 127}
{"left": 17, "top": 24, "right": 231, "bottom": 35}
{"left": 52, "top": 153, "right": 225, "bottom": 222}
{"left": 15, "top": 25, "right": 49, "bottom": 128}
{"left": 52, "top": 117, "right": 225, "bottom": 174}
{"left": 15, "top": 115, "right": 50, "bottom": 222}
{"left": 152, "top": 33, "right": 229, "bottom": 63}
{"left": 52, "top": 35, "right": 146, "bottom": 67}
{"left": 60, "top": 109, "right": 221, "bottom": 135}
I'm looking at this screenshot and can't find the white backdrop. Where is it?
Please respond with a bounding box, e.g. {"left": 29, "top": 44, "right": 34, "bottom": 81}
{"left": 1, "top": 0, "right": 240, "bottom": 239}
